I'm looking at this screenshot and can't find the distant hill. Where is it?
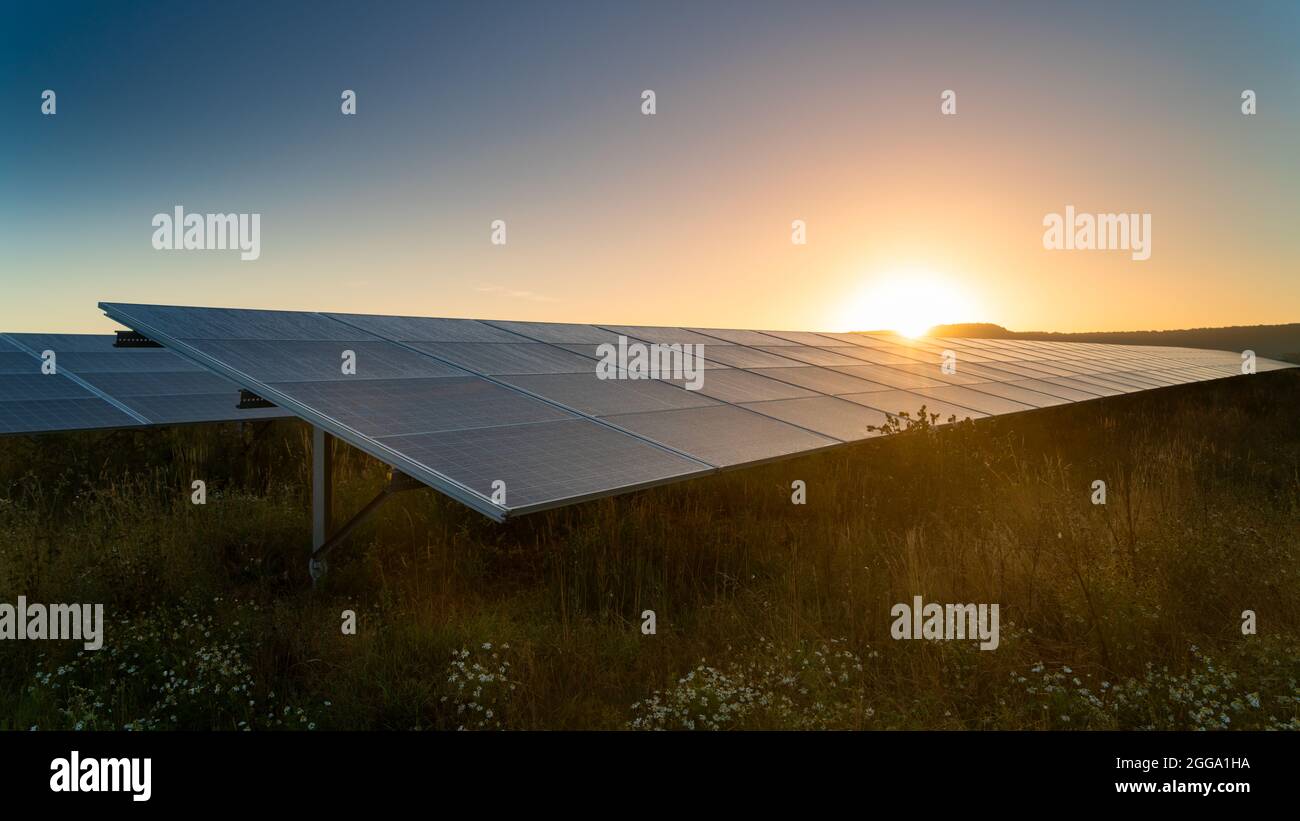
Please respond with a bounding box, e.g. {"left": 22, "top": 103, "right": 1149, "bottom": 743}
{"left": 924, "top": 322, "right": 1300, "bottom": 364}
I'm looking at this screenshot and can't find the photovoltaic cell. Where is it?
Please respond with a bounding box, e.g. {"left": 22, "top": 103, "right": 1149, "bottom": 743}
{"left": 738, "top": 396, "right": 891, "bottom": 442}
{"left": 95, "top": 305, "right": 365, "bottom": 341}
{"left": 908, "top": 384, "right": 1039, "bottom": 415}
{"left": 701, "top": 345, "right": 810, "bottom": 368}
{"left": 499, "top": 372, "right": 719, "bottom": 417}
{"left": 1038, "top": 376, "right": 1126, "bottom": 398}
{"left": 325, "top": 313, "right": 524, "bottom": 343}
{"left": 826, "top": 364, "right": 949, "bottom": 390}
{"left": 482, "top": 320, "right": 622, "bottom": 345}
{"left": 601, "top": 326, "right": 724, "bottom": 346}
{"left": 194, "top": 339, "right": 463, "bottom": 382}
{"left": 39, "top": 351, "right": 209, "bottom": 374}
{"left": 409, "top": 342, "right": 601, "bottom": 375}
{"left": 952, "top": 381, "right": 1072, "bottom": 408}
{"left": 757, "top": 330, "right": 844, "bottom": 346}
{"left": 78, "top": 371, "right": 259, "bottom": 397}
{"left": 374, "top": 419, "right": 708, "bottom": 509}
{"left": 756, "top": 346, "right": 867, "bottom": 367}
{"left": 604, "top": 405, "right": 836, "bottom": 467}
{"left": 841, "top": 389, "right": 990, "bottom": 421}
{"left": 553, "top": 343, "right": 730, "bottom": 369}
{"left": 1, "top": 373, "right": 97, "bottom": 401}
{"left": 751, "top": 367, "right": 894, "bottom": 396}
{"left": 687, "top": 327, "right": 790, "bottom": 346}
{"left": 831, "top": 347, "right": 926, "bottom": 366}
{"left": 265, "top": 377, "right": 571, "bottom": 437}
{"left": 0, "top": 398, "right": 141, "bottom": 435}
{"left": 119, "top": 393, "right": 285, "bottom": 424}
{"left": 0, "top": 353, "right": 37, "bottom": 373}
{"left": 878, "top": 362, "right": 988, "bottom": 386}
{"left": 662, "top": 368, "right": 818, "bottom": 403}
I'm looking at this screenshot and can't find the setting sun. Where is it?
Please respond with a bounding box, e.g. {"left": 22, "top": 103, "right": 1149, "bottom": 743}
{"left": 837, "top": 272, "right": 981, "bottom": 338}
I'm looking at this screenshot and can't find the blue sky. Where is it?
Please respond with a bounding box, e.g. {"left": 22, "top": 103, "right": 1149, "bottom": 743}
{"left": 2, "top": 1, "right": 1297, "bottom": 333}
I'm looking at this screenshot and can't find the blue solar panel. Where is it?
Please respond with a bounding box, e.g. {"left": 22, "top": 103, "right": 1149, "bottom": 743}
{"left": 0, "top": 332, "right": 292, "bottom": 435}
{"left": 0, "top": 398, "right": 142, "bottom": 435}
{"left": 97, "top": 303, "right": 1298, "bottom": 520}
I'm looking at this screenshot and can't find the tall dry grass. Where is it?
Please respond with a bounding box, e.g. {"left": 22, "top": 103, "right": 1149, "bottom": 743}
{"left": 2, "top": 371, "right": 1298, "bottom": 730}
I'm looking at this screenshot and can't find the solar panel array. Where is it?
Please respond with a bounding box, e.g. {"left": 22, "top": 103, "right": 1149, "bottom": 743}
{"left": 99, "top": 302, "right": 1295, "bottom": 520}
{"left": 0, "top": 333, "right": 288, "bottom": 435}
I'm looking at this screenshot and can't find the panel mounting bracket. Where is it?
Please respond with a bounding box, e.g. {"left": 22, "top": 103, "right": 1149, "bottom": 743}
{"left": 113, "top": 330, "right": 163, "bottom": 348}
{"left": 309, "top": 427, "right": 422, "bottom": 584}
{"left": 238, "top": 389, "right": 276, "bottom": 409}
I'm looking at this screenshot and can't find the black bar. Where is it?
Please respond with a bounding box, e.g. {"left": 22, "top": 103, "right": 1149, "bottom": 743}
{"left": 0, "top": 730, "right": 1284, "bottom": 808}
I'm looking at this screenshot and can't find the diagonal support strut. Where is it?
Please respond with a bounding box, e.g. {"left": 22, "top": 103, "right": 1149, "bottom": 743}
{"left": 309, "top": 426, "right": 422, "bottom": 583}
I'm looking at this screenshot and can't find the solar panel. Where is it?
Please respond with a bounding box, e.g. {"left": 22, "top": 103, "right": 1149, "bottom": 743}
{"left": 408, "top": 342, "right": 601, "bottom": 375}
{"left": 737, "top": 396, "right": 894, "bottom": 441}
{"left": 826, "top": 363, "right": 950, "bottom": 390}
{"left": 192, "top": 340, "right": 463, "bottom": 382}
{"left": 757, "top": 330, "right": 846, "bottom": 346}
{"left": 97, "top": 303, "right": 1297, "bottom": 520}
{"left": 498, "top": 372, "right": 719, "bottom": 417}
{"left": 906, "top": 384, "right": 1038, "bottom": 415}
{"left": 268, "top": 377, "right": 572, "bottom": 437}
{"left": 0, "top": 332, "right": 290, "bottom": 435}
{"left": 376, "top": 419, "right": 707, "bottom": 509}
{"left": 1036, "top": 376, "right": 1125, "bottom": 398}
{"left": 603, "top": 405, "right": 837, "bottom": 467}
{"left": 326, "top": 313, "right": 525, "bottom": 343}
{"left": 700, "top": 346, "right": 810, "bottom": 368}
{"left": 756, "top": 346, "right": 868, "bottom": 367}
{"left": 662, "top": 368, "right": 819, "bottom": 403}
{"left": 601, "top": 325, "right": 725, "bottom": 346}
{"left": 687, "top": 327, "right": 791, "bottom": 346}
{"left": 751, "top": 366, "right": 896, "bottom": 396}
{"left": 480, "top": 320, "right": 622, "bottom": 345}
{"left": 0, "top": 398, "right": 142, "bottom": 435}
{"left": 841, "top": 390, "right": 990, "bottom": 422}
{"left": 968, "top": 380, "right": 1077, "bottom": 406}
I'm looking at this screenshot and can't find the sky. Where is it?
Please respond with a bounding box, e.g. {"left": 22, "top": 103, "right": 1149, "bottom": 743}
{"left": 2, "top": 0, "right": 1297, "bottom": 334}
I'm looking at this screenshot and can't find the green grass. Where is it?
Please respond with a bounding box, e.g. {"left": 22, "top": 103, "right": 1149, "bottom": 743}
{"left": 2, "top": 371, "right": 1299, "bottom": 730}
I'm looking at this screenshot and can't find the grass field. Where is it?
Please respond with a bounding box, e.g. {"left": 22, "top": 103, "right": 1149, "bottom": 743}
{"left": 2, "top": 370, "right": 1299, "bottom": 731}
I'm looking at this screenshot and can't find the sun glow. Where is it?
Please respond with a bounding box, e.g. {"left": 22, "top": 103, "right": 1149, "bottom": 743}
{"left": 838, "top": 273, "right": 980, "bottom": 338}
